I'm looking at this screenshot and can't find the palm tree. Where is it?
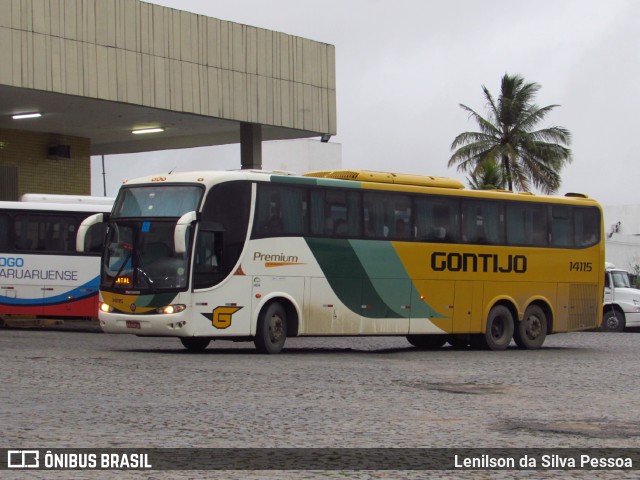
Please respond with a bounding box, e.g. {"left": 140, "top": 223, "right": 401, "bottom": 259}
{"left": 449, "top": 74, "right": 571, "bottom": 194}
{"left": 467, "top": 159, "right": 506, "bottom": 190}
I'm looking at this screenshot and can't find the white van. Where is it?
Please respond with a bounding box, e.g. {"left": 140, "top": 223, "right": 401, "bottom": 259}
{"left": 602, "top": 263, "right": 640, "bottom": 331}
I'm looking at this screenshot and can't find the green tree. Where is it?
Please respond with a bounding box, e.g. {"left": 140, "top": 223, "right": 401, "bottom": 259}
{"left": 449, "top": 73, "right": 572, "bottom": 194}
{"left": 467, "top": 159, "right": 506, "bottom": 190}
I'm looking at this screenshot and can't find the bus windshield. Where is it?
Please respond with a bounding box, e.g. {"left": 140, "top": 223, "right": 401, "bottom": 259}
{"left": 112, "top": 185, "right": 202, "bottom": 218}
{"left": 102, "top": 219, "right": 190, "bottom": 292}
{"left": 103, "top": 185, "right": 203, "bottom": 292}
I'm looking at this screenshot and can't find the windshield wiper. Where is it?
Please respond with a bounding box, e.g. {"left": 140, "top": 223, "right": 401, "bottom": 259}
{"left": 110, "top": 252, "right": 132, "bottom": 288}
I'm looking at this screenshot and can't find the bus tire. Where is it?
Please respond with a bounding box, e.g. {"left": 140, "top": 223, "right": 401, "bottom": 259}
{"left": 180, "top": 337, "right": 210, "bottom": 352}
{"left": 514, "top": 305, "right": 547, "bottom": 349}
{"left": 481, "top": 305, "right": 514, "bottom": 350}
{"left": 254, "top": 301, "right": 287, "bottom": 354}
{"left": 406, "top": 334, "right": 447, "bottom": 350}
{"left": 601, "top": 309, "right": 625, "bottom": 332}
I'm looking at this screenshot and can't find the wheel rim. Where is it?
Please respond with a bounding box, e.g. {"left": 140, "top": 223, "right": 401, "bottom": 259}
{"left": 268, "top": 313, "right": 285, "bottom": 344}
{"left": 491, "top": 316, "right": 506, "bottom": 340}
{"left": 525, "top": 315, "right": 542, "bottom": 340}
{"left": 606, "top": 316, "right": 619, "bottom": 330}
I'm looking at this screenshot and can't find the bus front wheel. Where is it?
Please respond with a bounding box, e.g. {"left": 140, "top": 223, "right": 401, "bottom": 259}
{"left": 514, "top": 305, "right": 547, "bottom": 349}
{"left": 480, "top": 305, "right": 514, "bottom": 350}
{"left": 180, "top": 337, "right": 211, "bottom": 352}
{"left": 254, "top": 302, "right": 287, "bottom": 354}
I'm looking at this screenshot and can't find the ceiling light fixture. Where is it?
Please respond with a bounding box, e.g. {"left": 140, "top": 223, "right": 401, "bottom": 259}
{"left": 132, "top": 127, "right": 164, "bottom": 135}
{"left": 13, "top": 112, "right": 42, "bottom": 119}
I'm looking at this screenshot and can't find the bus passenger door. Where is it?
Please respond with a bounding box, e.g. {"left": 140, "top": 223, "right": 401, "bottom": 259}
{"left": 192, "top": 275, "right": 254, "bottom": 336}
{"left": 452, "top": 281, "right": 483, "bottom": 333}
{"left": 409, "top": 280, "right": 453, "bottom": 334}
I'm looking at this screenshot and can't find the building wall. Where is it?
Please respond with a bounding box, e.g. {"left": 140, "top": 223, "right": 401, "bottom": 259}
{"left": 262, "top": 139, "right": 342, "bottom": 174}
{"left": 0, "top": 128, "right": 90, "bottom": 199}
{"left": 603, "top": 205, "right": 640, "bottom": 272}
{"left": 0, "top": 0, "right": 336, "bottom": 134}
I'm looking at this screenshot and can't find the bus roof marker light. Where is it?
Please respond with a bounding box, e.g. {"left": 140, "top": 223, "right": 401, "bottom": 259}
{"left": 13, "top": 112, "right": 42, "bottom": 119}
{"left": 132, "top": 127, "right": 164, "bottom": 135}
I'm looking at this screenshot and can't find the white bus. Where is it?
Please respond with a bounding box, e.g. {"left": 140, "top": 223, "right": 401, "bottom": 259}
{"left": 0, "top": 194, "right": 113, "bottom": 319}
{"left": 78, "top": 169, "right": 603, "bottom": 353}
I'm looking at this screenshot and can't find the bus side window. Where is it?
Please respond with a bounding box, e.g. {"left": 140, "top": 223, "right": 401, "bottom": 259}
{"left": 14, "top": 214, "right": 39, "bottom": 250}
{"left": 363, "top": 192, "right": 411, "bottom": 239}
{"left": 262, "top": 193, "right": 284, "bottom": 234}
{"left": 310, "top": 189, "right": 361, "bottom": 237}
{"left": 193, "top": 230, "right": 222, "bottom": 289}
{"left": 255, "top": 185, "right": 307, "bottom": 236}
{"left": 433, "top": 205, "right": 454, "bottom": 242}
{"left": 550, "top": 206, "right": 572, "bottom": 247}
{"left": 197, "top": 181, "right": 251, "bottom": 289}
{"left": 363, "top": 193, "right": 386, "bottom": 238}
{"left": 574, "top": 207, "right": 600, "bottom": 247}
{"left": 0, "top": 213, "right": 10, "bottom": 251}
{"left": 47, "top": 217, "right": 76, "bottom": 252}
{"left": 462, "top": 200, "right": 504, "bottom": 244}
{"left": 506, "top": 203, "right": 547, "bottom": 246}
{"left": 415, "top": 198, "right": 458, "bottom": 242}
{"left": 391, "top": 195, "right": 412, "bottom": 240}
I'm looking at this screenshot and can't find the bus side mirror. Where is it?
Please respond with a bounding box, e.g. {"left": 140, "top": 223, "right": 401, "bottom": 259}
{"left": 175, "top": 211, "right": 197, "bottom": 254}
{"left": 76, "top": 213, "right": 105, "bottom": 252}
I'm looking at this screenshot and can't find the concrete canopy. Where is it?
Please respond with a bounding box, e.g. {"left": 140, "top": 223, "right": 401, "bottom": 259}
{"left": 0, "top": 0, "right": 337, "bottom": 156}
{"left": 0, "top": 84, "right": 330, "bottom": 155}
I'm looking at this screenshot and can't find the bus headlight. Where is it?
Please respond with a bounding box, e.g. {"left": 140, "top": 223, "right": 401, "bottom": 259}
{"left": 99, "top": 302, "right": 114, "bottom": 313}
{"left": 156, "top": 304, "right": 187, "bottom": 314}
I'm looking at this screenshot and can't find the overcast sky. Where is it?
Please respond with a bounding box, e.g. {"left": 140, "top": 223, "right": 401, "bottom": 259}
{"left": 92, "top": 0, "right": 640, "bottom": 206}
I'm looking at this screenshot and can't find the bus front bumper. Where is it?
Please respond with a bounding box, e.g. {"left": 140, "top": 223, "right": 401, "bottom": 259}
{"left": 99, "top": 311, "right": 195, "bottom": 336}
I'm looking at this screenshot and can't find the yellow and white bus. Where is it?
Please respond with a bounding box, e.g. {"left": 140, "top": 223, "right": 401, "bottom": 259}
{"left": 78, "top": 169, "right": 604, "bottom": 353}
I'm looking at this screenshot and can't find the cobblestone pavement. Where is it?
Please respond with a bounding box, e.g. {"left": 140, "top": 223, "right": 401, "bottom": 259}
{"left": 2, "top": 327, "right": 640, "bottom": 479}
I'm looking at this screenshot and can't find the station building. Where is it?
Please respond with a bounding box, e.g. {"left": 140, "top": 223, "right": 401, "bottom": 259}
{"left": 603, "top": 205, "right": 640, "bottom": 275}
{"left": 0, "top": 0, "right": 337, "bottom": 200}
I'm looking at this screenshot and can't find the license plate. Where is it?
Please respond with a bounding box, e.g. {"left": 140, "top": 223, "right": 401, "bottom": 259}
{"left": 126, "top": 320, "right": 141, "bottom": 329}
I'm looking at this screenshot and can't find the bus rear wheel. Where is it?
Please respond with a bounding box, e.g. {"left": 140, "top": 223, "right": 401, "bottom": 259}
{"left": 514, "top": 305, "right": 547, "bottom": 349}
{"left": 406, "top": 334, "right": 447, "bottom": 350}
{"left": 254, "top": 302, "right": 287, "bottom": 354}
{"left": 478, "top": 305, "right": 514, "bottom": 350}
{"left": 180, "top": 337, "right": 210, "bottom": 352}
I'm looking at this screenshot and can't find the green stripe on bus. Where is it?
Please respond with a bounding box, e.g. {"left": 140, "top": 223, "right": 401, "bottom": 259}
{"left": 271, "top": 176, "right": 362, "bottom": 189}
{"left": 350, "top": 240, "right": 443, "bottom": 319}
{"left": 304, "top": 238, "right": 442, "bottom": 319}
